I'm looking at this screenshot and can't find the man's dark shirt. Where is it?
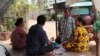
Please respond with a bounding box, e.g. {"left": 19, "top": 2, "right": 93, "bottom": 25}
{"left": 26, "top": 24, "right": 49, "bottom": 54}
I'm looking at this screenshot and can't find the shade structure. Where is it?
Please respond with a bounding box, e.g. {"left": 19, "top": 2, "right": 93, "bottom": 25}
{"left": 69, "top": 2, "right": 92, "bottom": 7}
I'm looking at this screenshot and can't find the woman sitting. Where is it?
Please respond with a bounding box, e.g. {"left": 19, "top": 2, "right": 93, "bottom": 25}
{"left": 62, "top": 17, "right": 89, "bottom": 52}
{"left": 11, "top": 18, "right": 27, "bottom": 50}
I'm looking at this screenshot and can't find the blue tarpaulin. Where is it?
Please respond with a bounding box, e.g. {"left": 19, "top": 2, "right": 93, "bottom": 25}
{"left": 71, "top": 8, "right": 89, "bottom": 15}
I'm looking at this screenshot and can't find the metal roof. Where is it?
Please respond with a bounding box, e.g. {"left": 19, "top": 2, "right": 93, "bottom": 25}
{"left": 69, "top": 1, "right": 93, "bottom": 7}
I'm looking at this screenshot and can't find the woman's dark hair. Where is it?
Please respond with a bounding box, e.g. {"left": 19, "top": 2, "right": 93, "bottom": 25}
{"left": 15, "top": 18, "right": 23, "bottom": 26}
{"left": 37, "top": 15, "right": 46, "bottom": 25}
{"left": 77, "top": 17, "right": 86, "bottom": 26}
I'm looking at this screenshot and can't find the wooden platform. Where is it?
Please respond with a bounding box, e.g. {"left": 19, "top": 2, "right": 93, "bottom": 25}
{"left": 3, "top": 41, "right": 96, "bottom": 56}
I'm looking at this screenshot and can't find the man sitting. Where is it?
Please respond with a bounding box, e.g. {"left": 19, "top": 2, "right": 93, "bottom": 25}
{"left": 26, "top": 15, "right": 54, "bottom": 56}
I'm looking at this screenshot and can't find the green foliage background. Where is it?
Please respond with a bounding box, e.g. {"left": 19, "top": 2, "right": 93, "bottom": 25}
{"left": 3, "top": 0, "right": 51, "bottom": 31}
{"left": 3, "top": 0, "right": 29, "bottom": 31}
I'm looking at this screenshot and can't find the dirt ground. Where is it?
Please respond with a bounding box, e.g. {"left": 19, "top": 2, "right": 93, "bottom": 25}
{"left": 27, "top": 19, "right": 56, "bottom": 39}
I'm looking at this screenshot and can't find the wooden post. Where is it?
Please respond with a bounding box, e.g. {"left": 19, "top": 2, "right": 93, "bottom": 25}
{"left": 91, "top": 0, "right": 100, "bottom": 56}
{"left": 96, "top": 31, "right": 100, "bottom": 56}
{"left": 55, "top": 0, "right": 58, "bottom": 37}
